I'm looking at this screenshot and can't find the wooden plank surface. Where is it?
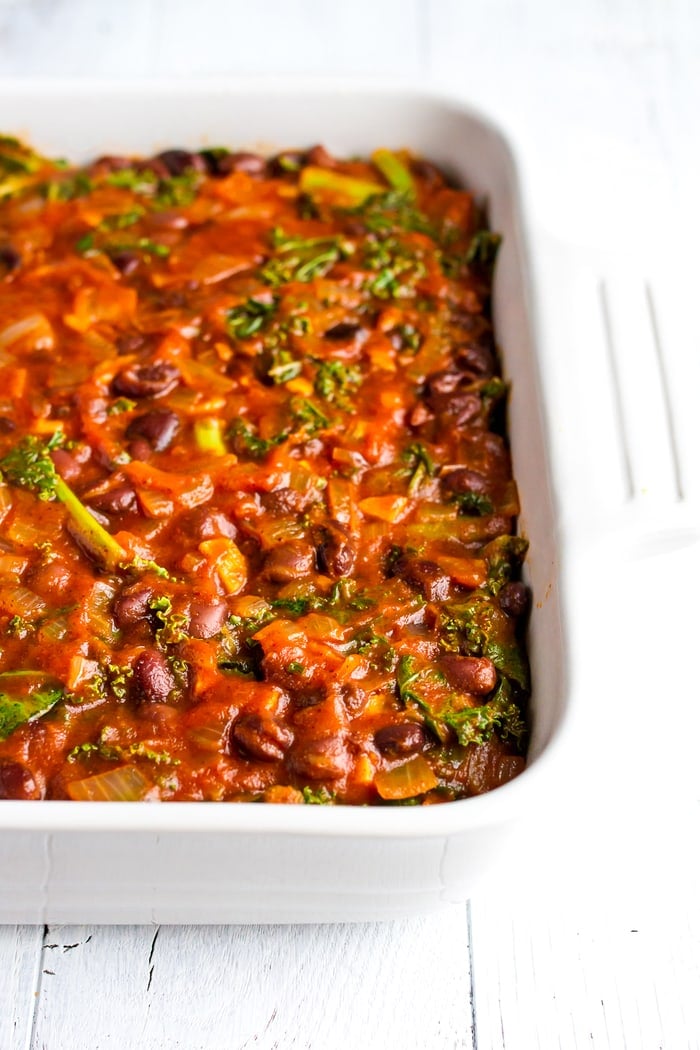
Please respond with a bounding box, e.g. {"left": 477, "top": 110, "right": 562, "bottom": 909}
{"left": 0, "top": 1, "right": 699, "bottom": 1048}
{"left": 26, "top": 912, "right": 473, "bottom": 1050}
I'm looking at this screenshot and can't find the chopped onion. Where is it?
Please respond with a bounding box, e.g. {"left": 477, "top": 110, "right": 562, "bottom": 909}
{"left": 374, "top": 756, "right": 438, "bottom": 801}
{"left": 0, "top": 313, "right": 54, "bottom": 353}
{"left": 67, "top": 764, "right": 155, "bottom": 802}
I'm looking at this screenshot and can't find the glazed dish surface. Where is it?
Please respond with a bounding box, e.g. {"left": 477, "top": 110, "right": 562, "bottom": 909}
{"left": 0, "top": 136, "right": 530, "bottom": 804}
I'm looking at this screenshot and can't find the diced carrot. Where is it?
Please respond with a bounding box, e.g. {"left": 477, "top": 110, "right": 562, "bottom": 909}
{"left": 124, "top": 461, "right": 214, "bottom": 509}
{"left": 66, "top": 655, "right": 100, "bottom": 692}
{"left": 358, "top": 495, "right": 412, "bottom": 523}
{"left": 199, "top": 538, "right": 247, "bottom": 594}
{"left": 435, "top": 555, "right": 488, "bottom": 589}
{"left": 136, "top": 490, "right": 175, "bottom": 519}
{"left": 354, "top": 754, "right": 376, "bottom": 786}
{"left": 286, "top": 376, "right": 313, "bottom": 397}
{"left": 0, "top": 553, "right": 29, "bottom": 579}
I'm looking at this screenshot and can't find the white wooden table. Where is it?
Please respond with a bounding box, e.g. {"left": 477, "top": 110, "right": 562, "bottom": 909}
{"left": 1, "top": 1, "right": 699, "bottom": 1046}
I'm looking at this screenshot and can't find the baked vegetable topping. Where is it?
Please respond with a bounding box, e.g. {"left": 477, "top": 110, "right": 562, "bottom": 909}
{"left": 0, "top": 138, "right": 530, "bottom": 803}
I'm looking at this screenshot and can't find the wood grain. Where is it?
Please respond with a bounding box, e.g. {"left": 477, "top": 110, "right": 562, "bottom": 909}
{"left": 28, "top": 912, "right": 473, "bottom": 1050}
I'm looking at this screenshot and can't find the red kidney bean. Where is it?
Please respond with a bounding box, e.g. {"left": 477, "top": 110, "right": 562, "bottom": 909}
{"left": 88, "top": 484, "right": 138, "bottom": 516}
{"left": 324, "top": 322, "right": 361, "bottom": 341}
{"left": 88, "top": 155, "right": 133, "bottom": 176}
{"left": 111, "top": 361, "right": 180, "bottom": 399}
{"left": 440, "top": 654, "right": 497, "bottom": 695}
{"left": 441, "top": 468, "right": 492, "bottom": 496}
{"left": 153, "top": 149, "right": 207, "bottom": 176}
{"left": 454, "top": 339, "right": 496, "bottom": 378}
{"left": 115, "top": 331, "right": 149, "bottom": 356}
{"left": 306, "top": 144, "right": 337, "bottom": 168}
{"left": 132, "top": 650, "right": 175, "bottom": 705}
{"left": 0, "top": 244, "right": 21, "bottom": 273}
{"left": 263, "top": 541, "right": 316, "bottom": 583}
{"left": 426, "top": 369, "right": 463, "bottom": 396}
{"left": 409, "top": 402, "right": 434, "bottom": 427}
{"left": 178, "top": 506, "right": 237, "bottom": 542}
{"left": 261, "top": 487, "right": 317, "bottom": 516}
{"left": 499, "top": 581, "right": 530, "bottom": 618}
{"left": 229, "top": 714, "right": 293, "bottom": 762}
{"left": 269, "top": 150, "right": 307, "bottom": 176}
{"left": 411, "top": 158, "right": 446, "bottom": 186}
{"left": 125, "top": 409, "right": 180, "bottom": 452}
{"left": 113, "top": 584, "right": 153, "bottom": 629}
{"left": 374, "top": 722, "right": 427, "bottom": 757}
{"left": 188, "top": 600, "right": 227, "bottom": 640}
{"left": 392, "top": 556, "right": 450, "bottom": 602}
{"left": 288, "top": 736, "right": 350, "bottom": 780}
{"left": 50, "top": 447, "right": 86, "bottom": 484}
{"left": 109, "top": 250, "right": 140, "bottom": 276}
{"left": 216, "top": 151, "right": 268, "bottom": 177}
{"left": 0, "top": 761, "right": 41, "bottom": 799}
{"left": 313, "top": 520, "right": 356, "bottom": 577}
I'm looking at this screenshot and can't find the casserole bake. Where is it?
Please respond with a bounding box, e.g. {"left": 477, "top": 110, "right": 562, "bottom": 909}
{"left": 0, "top": 136, "right": 530, "bottom": 806}
{"left": 0, "top": 81, "right": 566, "bottom": 922}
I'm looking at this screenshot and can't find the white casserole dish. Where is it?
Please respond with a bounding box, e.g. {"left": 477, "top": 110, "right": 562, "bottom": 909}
{"left": 0, "top": 80, "right": 568, "bottom": 923}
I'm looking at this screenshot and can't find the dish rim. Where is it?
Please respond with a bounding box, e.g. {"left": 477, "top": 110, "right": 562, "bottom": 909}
{"left": 0, "top": 76, "right": 573, "bottom": 837}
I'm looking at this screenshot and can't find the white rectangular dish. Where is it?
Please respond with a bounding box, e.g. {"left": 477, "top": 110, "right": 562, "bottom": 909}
{"left": 0, "top": 80, "right": 568, "bottom": 923}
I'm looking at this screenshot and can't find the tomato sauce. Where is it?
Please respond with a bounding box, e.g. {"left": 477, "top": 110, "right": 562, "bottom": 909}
{"left": 0, "top": 138, "right": 530, "bottom": 804}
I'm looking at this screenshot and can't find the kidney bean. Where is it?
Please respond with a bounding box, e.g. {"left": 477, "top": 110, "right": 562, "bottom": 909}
{"left": 183, "top": 507, "right": 238, "bottom": 544}
{"left": 499, "top": 581, "right": 531, "bottom": 619}
{"left": 88, "top": 484, "right": 138, "bottom": 516}
{"left": 109, "top": 250, "right": 140, "bottom": 276}
{"left": 261, "top": 487, "right": 316, "bottom": 516}
{"left": 229, "top": 714, "right": 292, "bottom": 762}
{"left": 313, "top": 520, "right": 356, "bottom": 577}
{"left": 88, "top": 155, "right": 133, "bottom": 176}
{"left": 215, "top": 151, "right": 268, "bottom": 177}
{"left": 111, "top": 361, "right": 180, "bottom": 399}
{"left": 115, "top": 331, "right": 148, "bottom": 356}
{"left": 306, "top": 144, "right": 337, "bottom": 168}
{"left": 0, "top": 244, "right": 21, "bottom": 273}
{"left": 50, "top": 447, "right": 85, "bottom": 484}
{"left": 0, "top": 761, "right": 41, "bottom": 799}
{"left": 263, "top": 541, "right": 316, "bottom": 583}
{"left": 126, "top": 409, "right": 180, "bottom": 452}
{"left": 132, "top": 650, "right": 175, "bottom": 705}
{"left": 188, "top": 600, "right": 227, "bottom": 640}
{"left": 454, "top": 339, "right": 496, "bottom": 378}
{"left": 374, "top": 722, "right": 427, "bottom": 758}
{"left": 0, "top": 417, "right": 15, "bottom": 434}
{"left": 324, "top": 322, "right": 361, "bottom": 341}
{"left": 288, "top": 736, "right": 350, "bottom": 780}
{"left": 411, "top": 158, "right": 446, "bottom": 186}
{"left": 439, "top": 392, "right": 482, "bottom": 427}
{"left": 426, "top": 369, "right": 463, "bottom": 397}
{"left": 440, "top": 654, "right": 497, "bottom": 695}
{"left": 153, "top": 149, "right": 207, "bottom": 176}
{"left": 392, "top": 556, "right": 450, "bottom": 602}
{"left": 409, "top": 402, "right": 434, "bottom": 428}
{"left": 269, "top": 150, "right": 307, "bottom": 176}
{"left": 442, "top": 468, "right": 492, "bottom": 496}
{"left": 113, "top": 584, "right": 153, "bottom": 629}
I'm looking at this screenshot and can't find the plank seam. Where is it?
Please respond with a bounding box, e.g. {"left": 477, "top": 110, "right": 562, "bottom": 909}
{"left": 645, "top": 282, "right": 684, "bottom": 499}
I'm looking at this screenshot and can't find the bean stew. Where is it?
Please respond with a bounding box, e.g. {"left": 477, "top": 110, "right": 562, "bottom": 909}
{"left": 0, "top": 136, "right": 530, "bottom": 804}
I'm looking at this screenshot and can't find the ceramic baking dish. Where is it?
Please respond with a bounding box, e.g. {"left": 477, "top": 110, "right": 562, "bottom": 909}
{"left": 0, "top": 80, "right": 568, "bottom": 923}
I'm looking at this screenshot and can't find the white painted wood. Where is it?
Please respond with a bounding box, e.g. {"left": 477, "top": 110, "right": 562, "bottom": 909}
{"left": 0, "top": 925, "right": 43, "bottom": 1050}
{"left": 470, "top": 891, "right": 700, "bottom": 1050}
{"left": 29, "top": 912, "right": 473, "bottom": 1050}
{"left": 0, "top": 1, "right": 699, "bottom": 1047}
